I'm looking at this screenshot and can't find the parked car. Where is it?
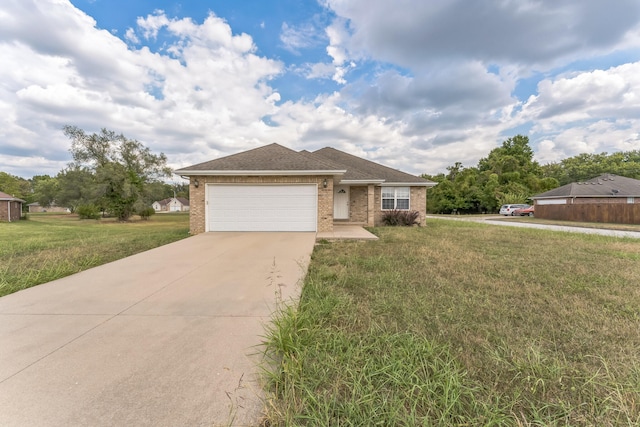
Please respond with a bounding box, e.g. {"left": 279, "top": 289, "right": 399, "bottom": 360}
{"left": 514, "top": 205, "right": 535, "bottom": 216}
{"left": 499, "top": 204, "right": 529, "bottom": 216}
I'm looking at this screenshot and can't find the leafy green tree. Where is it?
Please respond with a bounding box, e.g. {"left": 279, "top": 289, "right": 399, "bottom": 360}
{"left": 63, "top": 126, "right": 171, "bottom": 220}
{"left": 542, "top": 150, "right": 640, "bottom": 185}
{"left": 55, "top": 167, "right": 98, "bottom": 213}
{"left": 0, "top": 172, "right": 31, "bottom": 200}
{"left": 32, "top": 175, "right": 59, "bottom": 207}
{"left": 425, "top": 135, "right": 551, "bottom": 213}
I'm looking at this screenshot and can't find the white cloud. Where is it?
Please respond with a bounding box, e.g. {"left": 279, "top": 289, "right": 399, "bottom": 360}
{"left": 1, "top": 0, "right": 640, "bottom": 180}
{"left": 517, "top": 62, "right": 640, "bottom": 162}
{"left": 323, "top": 0, "right": 640, "bottom": 69}
{"left": 125, "top": 28, "right": 139, "bottom": 44}
{"left": 0, "top": 1, "right": 286, "bottom": 177}
{"left": 280, "top": 22, "right": 324, "bottom": 54}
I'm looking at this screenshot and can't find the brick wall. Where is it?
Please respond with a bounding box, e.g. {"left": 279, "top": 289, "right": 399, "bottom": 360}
{"left": 188, "top": 175, "right": 334, "bottom": 235}
{"left": 373, "top": 186, "right": 427, "bottom": 226}
{"left": 0, "top": 201, "right": 22, "bottom": 222}
{"left": 349, "top": 186, "right": 368, "bottom": 223}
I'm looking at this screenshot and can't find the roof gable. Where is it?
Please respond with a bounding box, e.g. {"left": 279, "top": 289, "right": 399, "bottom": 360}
{"left": 312, "top": 147, "right": 434, "bottom": 185}
{"left": 175, "top": 143, "right": 345, "bottom": 175}
{"left": 533, "top": 174, "right": 640, "bottom": 198}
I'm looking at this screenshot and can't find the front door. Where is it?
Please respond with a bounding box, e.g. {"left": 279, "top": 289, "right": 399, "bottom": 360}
{"left": 334, "top": 186, "right": 349, "bottom": 220}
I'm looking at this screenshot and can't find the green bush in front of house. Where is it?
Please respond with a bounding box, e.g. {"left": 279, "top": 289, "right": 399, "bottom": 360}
{"left": 381, "top": 209, "right": 421, "bottom": 226}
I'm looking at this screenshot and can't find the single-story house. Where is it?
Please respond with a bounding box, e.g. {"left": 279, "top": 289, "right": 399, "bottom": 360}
{"left": 531, "top": 173, "right": 640, "bottom": 224}
{"left": 152, "top": 197, "right": 190, "bottom": 212}
{"left": 0, "top": 191, "right": 26, "bottom": 222}
{"left": 175, "top": 143, "right": 435, "bottom": 234}
{"left": 27, "top": 202, "right": 70, "bottom": 213}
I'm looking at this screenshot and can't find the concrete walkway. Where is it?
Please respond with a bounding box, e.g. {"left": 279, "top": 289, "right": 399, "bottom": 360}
{"left": 0, "top": 232, "right": 316, "bottom": 427}
{"left": 316, "top": 224, "right": 379, "bottom": 241}
{"left": 425, "top": 215, "right": 640, "bottom": 239}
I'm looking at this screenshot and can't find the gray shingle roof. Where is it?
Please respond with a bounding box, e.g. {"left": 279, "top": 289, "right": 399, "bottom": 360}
{"left": 174, "top": 143, "right": 434, "bottom": 185}
{"left": 175, "top": 143, "right": 344, "bottom": 174}
{"left": 299, "top": 150, "right": 379, "bottom": 181}
{"left": 0, "top": 191, "right": 25, "bottom": 202}
{"left": 312, "top": 147, "right": 434, "bottom": 185}
{"left": 533, "top": 174, "right": 640, "bottom": 198}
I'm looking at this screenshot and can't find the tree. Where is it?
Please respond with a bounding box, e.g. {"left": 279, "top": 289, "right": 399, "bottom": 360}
{"left": 63, "top": 126, "right": 171, "bottom": 220}
{"left": 55, "top": 167, "right": 98, "bottom": 213}
{"left": 542, "top": 150, "right": 640, "bottom": 185}
{"left": 0, "top": 172, "right": 31, "bottom": 200}
{"left": 32, "top": 175, "right": 59, "bottom": 207}
{"left": 425, "top": 135, "right": 551, "bottom": 213}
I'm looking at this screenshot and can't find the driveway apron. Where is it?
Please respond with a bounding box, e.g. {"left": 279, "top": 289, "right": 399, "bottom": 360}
{"left": 0, "top": 232, "right": 316, "bottom": 427}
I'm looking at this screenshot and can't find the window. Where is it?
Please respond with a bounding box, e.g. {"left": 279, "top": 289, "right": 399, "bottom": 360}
{"left": 382, "top": 187, "right": 410, "bottom": 210}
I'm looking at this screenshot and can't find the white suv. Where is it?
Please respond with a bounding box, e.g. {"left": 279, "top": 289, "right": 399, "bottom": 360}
{"left": 499, "top": 204, "right": 529, "bottom": 216}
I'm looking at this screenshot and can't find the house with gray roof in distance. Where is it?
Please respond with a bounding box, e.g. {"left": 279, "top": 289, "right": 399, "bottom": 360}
{"left": 175, "top": 143, "right": 435, "bottom": 234}
{"left": 531, "top": 174, "right": 640, "bottom": 224}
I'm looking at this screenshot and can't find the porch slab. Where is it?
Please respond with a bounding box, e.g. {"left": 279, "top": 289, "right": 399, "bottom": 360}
{"left": 316, "top": 225, "right": 379, "bottom": 241}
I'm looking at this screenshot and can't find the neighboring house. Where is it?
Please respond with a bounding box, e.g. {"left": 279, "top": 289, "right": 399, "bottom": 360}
{"left": 0, "top": 191, "right": 25, "bottom": 222}
{"left": 152, "top": 197, "right": 190, "bottom": 212}
{"left": 174, "top": 143, "right": 436, "bottom": 234}
{"left": 27, "top": 202, "right": 70, "bottom": 213}
{"left": 532, "top": 174, "right": 640, "bottom": 224}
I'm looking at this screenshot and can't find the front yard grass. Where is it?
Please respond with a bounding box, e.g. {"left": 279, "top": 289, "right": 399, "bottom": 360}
{"left": 262, "top": 219, "right": 640, "bottom": 426}
{"left": 0, "top": 213, "right": 189, "bottom": 297}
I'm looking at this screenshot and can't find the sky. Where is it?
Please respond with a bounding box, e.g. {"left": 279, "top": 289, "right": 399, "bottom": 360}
{"left": 2, "top": 0, "right": 640, "bottom": 180}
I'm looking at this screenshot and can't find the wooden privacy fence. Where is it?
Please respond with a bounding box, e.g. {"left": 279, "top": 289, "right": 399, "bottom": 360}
{"left": 536, "top": 203, "right": 640, "bottom": 224}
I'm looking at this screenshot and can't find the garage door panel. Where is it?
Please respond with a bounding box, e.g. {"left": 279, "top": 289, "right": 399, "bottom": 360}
{"left": 208, "top": 185, "right": 317, "bottom": 232}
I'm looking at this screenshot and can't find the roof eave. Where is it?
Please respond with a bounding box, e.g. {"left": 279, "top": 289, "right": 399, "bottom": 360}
{"left": 380, "top": 182, "right": 437, "bottom": 187}
{"left": 533, "top": 194, "right": 640, "bottom": 199}
{"left": 174, "top": 169, "right": 346, "bottom": 176}
{"left": 339, "top": 179, "right": 386, "bottom": 185}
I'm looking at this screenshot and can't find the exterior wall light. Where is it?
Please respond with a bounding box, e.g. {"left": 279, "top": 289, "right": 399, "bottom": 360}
{"left": 323, "top": 179, "right": 328, "bottom": 188}
{"left": 194, "top": 178, "right": 199, "bottom": 188}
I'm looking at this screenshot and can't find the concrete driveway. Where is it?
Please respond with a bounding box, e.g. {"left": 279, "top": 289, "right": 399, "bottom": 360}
{"left": 0, "top": 232, "right": 316, "bottom": 427}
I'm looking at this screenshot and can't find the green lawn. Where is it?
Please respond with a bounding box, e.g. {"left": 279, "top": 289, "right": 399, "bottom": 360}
{"left": 0, "top": 213, "right": 189, "bottom": 297}
{"left": 262, "top": 219, "right": 640, "bottom": 426}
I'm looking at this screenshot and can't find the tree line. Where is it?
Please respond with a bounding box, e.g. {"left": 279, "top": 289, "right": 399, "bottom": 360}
{"left": 423, "top": 135, "right": 640, "bottom": 214}
{"left": 1, "top": 126, "right": 187, "bottom": 220}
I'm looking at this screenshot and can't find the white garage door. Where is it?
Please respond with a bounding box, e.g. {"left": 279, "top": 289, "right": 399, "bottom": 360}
{"left": 207, "top": 184, "right": 317, "bottom": 231}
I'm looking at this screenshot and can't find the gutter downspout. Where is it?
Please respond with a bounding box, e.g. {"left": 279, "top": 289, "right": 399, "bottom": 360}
{"left": 7, "top": 200, "right": 11, "bottom": 222}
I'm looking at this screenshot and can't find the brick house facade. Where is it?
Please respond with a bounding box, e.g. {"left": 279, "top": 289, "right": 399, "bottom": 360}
{"left": 176, "top": 144, "right": 435, "bottom": 234}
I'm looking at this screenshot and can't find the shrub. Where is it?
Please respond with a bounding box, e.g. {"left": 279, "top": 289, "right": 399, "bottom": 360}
{"left": 138, "top": 207, "right": 156, "bottom": 220}
{"left": 76, "top": 204, "right": 100, "bottom": 220}
{"left": 381, "top": 210, "right": 421, "bottom": 226}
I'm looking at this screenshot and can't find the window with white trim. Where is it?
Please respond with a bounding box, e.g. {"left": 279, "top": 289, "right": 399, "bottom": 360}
{"left": 382, "top": 187, "right": 410, "bottom": 210}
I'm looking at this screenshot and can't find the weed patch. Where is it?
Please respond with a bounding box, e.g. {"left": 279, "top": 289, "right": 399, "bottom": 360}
{"left": 262, "top": 219, "right": 640, "bottom": 426}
